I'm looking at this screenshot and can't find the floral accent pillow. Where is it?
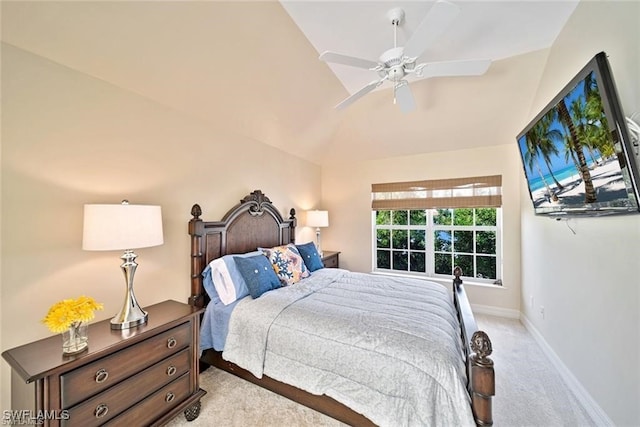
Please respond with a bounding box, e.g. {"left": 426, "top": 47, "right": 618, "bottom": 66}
{"left": 260, "top": 244, "right": 310, "bottom": 286}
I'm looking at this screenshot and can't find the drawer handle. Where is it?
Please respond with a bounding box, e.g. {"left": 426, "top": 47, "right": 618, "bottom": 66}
{"left": 165, "top": 392, "right": 175, "bottom": 403}
{"left": 166, "top": 365, "right": 177, "bottom": 376}
{"left": 95, "top": 369, "right": 109, "bottom": 383}
{"left": 95, "top": 404, "right": 109, "bottom": 418}
{"left": 167, "top": 337, "right": 177, "bottom": 349}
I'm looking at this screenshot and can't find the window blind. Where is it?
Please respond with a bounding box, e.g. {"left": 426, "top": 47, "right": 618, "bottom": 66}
{"left": 371, "top": 175, "right": 502, "bottom": 210}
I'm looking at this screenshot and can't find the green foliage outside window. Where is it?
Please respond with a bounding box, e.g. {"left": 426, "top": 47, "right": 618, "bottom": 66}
{"left": 410, "top": 230, "right": 425, "bottom": 250}
{"left": 375, "top": 208, "right": 500, "bottom": 282}
{"left": 454, "top": 254, "right": 474, "bottom": 276}
{"left": 410, "top": 252, "right": 426, "bottom": 272}
{"left": 453, "top": 230, "right": 473, "bottom": 253}
{"left": 409, "top": 210, "right": 426, "bottom": 225}
{"left": 476, "top": 208, "right": 497, "bottom": 226}
{"left": 377, "top": 229, "right": 390, "bottom": 248}
{"left": 392, "top": 210, "right": 408, "bottom": 225}
{"left": 376, "top": 211, "right": 391, "bottom": 225}
{"left": 377, "top": 250, "right": 391, "bottom": 269}
{"left": 393, "top": 251, "right": 409, "bottom": 271}
{"left": 434, "top": 209, "right": 452, "bottom": 225}
{"left": 435, "top": 253, "right": 452, "bottom": 275}
{"left": 476, "top": 231, "right": 496, "bottom": 254}
{"left": 392, "top": 229, "right": 408, "bottom": 249}
{"left": 477, "top": 255, "right": 496, "bottom": 279}
{"left": 453, "top": 208, "right": 474, "bottom": 226}
{"left": 434, "top": 230, "right": 451, "bottom": 251}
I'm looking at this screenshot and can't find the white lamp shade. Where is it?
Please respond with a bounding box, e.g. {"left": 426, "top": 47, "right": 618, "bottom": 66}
{"left": 307, "top": 210, "right": 329, "bottom": 228}
{"left": 83, "top": 204, "right": 164, "bottom": 251}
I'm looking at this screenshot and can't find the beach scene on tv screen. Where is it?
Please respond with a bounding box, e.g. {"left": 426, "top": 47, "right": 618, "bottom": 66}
{"left": 518, "top": 71, "right": 636, "bottom": 210}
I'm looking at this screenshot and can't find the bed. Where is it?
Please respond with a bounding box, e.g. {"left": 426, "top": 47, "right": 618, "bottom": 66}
{"left": 188, "top": 190, "right": 495, "bottom": 426}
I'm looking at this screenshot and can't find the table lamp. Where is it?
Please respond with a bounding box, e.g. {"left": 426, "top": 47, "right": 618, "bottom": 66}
{"left": 82, "top": 201, "right": 164, "bottom": 329}
{"left": 306, "top": 210, "right": 329, "bottom": 257}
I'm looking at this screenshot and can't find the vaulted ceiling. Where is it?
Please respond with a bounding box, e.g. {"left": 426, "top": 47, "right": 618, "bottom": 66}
{"left": 1, "top": 1, "right": 578, "bottom": 165}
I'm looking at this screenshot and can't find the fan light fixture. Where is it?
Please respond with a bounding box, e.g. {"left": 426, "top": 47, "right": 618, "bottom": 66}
{"left": 319, "top": 0, "right": 491, "bottom": 113}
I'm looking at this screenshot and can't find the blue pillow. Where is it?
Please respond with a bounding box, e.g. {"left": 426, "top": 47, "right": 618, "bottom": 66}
{"left": 202, "top": 251, "right": 262, "bottom": 304}
{"left": 234, "top": 255, "right": 282, "bottom": 299}
{"left": 296, "top": 242, "right": 324, "bottom": 272}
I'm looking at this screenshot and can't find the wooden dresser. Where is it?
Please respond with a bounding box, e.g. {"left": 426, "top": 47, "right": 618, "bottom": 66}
{"left": 2, "top": 300, "right": 206, "bottom": 426}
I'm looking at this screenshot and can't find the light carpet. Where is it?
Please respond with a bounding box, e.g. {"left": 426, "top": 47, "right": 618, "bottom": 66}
{"left": 166, "top": 314, "right": 595, "bottom": 427}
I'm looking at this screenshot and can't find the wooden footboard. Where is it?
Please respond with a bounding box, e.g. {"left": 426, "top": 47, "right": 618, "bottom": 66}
{"left": 188, "top": 191, "right": 495, "bottom": 426}
{"left": 453, "top": 267, "right": 495, "bottom": 426}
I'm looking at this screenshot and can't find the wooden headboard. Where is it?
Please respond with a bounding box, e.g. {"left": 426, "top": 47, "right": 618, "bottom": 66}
{"left": 188, "top": 190, "right": 296, "bottom": 308}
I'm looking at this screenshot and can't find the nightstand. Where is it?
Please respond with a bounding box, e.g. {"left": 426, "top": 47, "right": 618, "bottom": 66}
{"left": 2, "top": 300, "right": 206, "bottom": 426}
{"left": 322, "top": 251, "right": 340, "bottom": 268}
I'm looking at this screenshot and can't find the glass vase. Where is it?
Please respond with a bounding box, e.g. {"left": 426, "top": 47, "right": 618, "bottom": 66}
{"left": 62, "top": 321, "right": 88, "bottom": 355}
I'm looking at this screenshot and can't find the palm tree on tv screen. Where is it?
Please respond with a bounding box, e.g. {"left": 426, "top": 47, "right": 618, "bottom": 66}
{"left": 571, "top": 98, "right": 602, "bottom": 167}
{"left": 556, "top": 97, "right": 597, "bottom": 203}
{"left": 525, "top": 111, "right": 564, "bottom": 200}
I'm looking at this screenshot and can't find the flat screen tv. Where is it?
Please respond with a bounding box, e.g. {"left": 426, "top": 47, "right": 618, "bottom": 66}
{"left": 516, "top": 52, "right": 640, "bottom": 217}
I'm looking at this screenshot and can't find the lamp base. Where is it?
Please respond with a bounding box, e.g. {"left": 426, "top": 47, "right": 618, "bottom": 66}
{"left": 110, "top": 307, "right": 148, "bottom": 330}
{"left": 316, "top": 228, "right": 323, "bottom": 258}
{"left": 111, "top": 249, "right": 149, "bottom": 330}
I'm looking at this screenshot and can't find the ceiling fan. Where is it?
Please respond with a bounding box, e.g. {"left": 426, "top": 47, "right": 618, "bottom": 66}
{"left": 319, "top": 0, "right": 492, "bottom": 113}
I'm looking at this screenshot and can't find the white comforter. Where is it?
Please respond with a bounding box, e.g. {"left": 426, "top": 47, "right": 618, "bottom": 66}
{"left": 223, "top": 268, "right": 475, "bottom": 427}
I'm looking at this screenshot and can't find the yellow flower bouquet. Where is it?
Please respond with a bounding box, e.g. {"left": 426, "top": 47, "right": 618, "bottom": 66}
{"left": 43, "top": 296, "right": 103, "bottom": 354}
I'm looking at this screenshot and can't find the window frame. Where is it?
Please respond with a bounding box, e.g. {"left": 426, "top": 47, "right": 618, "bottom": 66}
{"left": 371, "top": 208, "right": 503, "bottom": 285}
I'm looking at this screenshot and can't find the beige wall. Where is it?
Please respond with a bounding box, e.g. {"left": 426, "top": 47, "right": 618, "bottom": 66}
{"left": 519, "top": 1, "right": 640, "bottom": 425}
{"left": 321, "top": 143, "right": 522, "bottom": 315}
{"left": 0, "top": 44, "right": 320, "bottom": 411}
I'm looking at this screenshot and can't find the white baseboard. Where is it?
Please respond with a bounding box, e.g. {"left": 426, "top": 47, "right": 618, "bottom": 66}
{"left": 471, "top": 303, "right": 521, "bottom": 319}
{"left": 520, "top": 314, "right": 614, "bottom": 427}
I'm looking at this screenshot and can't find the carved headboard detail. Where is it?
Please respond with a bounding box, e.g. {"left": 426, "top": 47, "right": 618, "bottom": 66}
{"left": 188, "top": 190, "right": 296, "bottom": 307}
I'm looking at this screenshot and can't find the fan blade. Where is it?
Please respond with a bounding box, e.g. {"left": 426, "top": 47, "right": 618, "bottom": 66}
{"left": 403, "top": 0, "right": 460, "bottom": 60}
{"left": 395, "top": 82, "right": 416, "bottom": 114}
{"left": 320, "top": 51, "right": 380, "bottom": 70}
{"left": 419, "top": 59, "right": 491, "bottom": 78}
{"left": 335, "top": 78, "right": 386, "bottom": 110}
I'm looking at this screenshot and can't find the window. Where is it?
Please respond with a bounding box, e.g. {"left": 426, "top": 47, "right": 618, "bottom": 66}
{"left": 372, "top": 176, "right": 502, "bottom": 284}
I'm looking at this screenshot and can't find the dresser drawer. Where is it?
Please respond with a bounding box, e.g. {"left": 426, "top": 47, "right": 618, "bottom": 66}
{"left": 61, "top": 321, "right": 192, "bottom": 408}
{"left": 322, "top": 253, "right": 339, "bottom": 268}
{"left": 103, "top": 373, "right": 191, "bottom": 426}
{"left": 62, "top": 348, "right": 192, "bottom": 426}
